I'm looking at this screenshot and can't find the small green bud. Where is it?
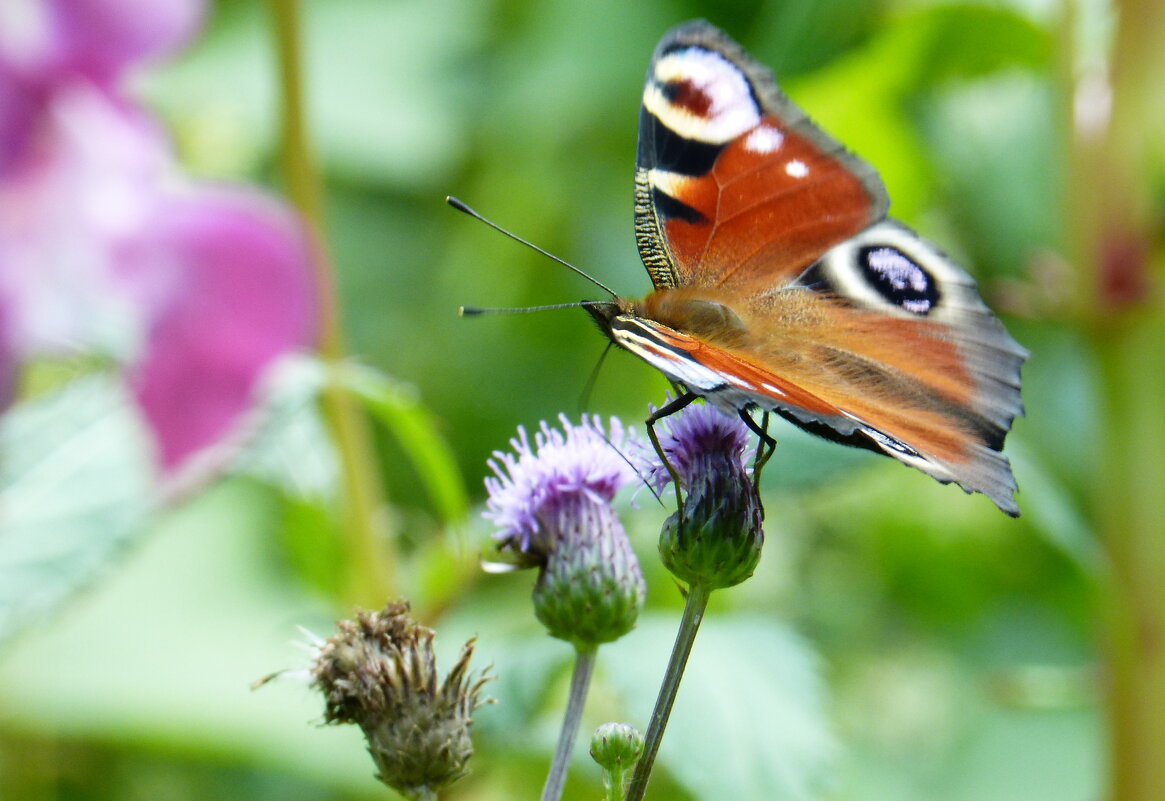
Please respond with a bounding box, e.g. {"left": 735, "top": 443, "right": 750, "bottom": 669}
{"left": 590, "top": 722, "right": 644, "bottom": 772}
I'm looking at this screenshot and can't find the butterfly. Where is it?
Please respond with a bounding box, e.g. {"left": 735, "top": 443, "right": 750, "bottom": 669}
{"left": 579, "top": 20, "right": 1027, "bottom": 516}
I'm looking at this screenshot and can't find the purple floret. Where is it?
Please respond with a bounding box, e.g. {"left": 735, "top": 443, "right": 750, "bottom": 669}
{"left": 642, "top": 402, "right": 753, "bottom": 491}
{"left": 484, "top": 414, "right": 638, "bottom": 552}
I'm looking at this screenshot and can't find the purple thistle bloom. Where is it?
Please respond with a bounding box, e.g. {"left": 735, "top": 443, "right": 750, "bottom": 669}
{"left": 485, "top": 414, "right": 638, "bottom": 557}
{"left": 484, "top": 415, "right": 645, "bottom": 647}
{"left": 642, "top": 402, "right": 754, "bottom": 492}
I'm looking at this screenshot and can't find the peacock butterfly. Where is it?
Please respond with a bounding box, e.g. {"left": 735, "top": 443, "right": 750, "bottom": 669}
{"left": 582, "top": 20, "right": 1027, "bottom": 515}
{"left": 457, "top": 20, "right": 1027, "bottom": 515}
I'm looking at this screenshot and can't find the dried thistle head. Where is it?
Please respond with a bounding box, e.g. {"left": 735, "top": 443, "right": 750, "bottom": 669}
{"left": 311, "top": 602, "right": 491, "bottom": 800}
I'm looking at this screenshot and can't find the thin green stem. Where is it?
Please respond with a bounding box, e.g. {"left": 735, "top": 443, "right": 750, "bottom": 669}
{"left": 605, "top": 767, "right": 628, "bottom": 801}
{"left": 625, "top": 583, "right": 712, "bottom": 801}
{"left": 268, "top": 0, "right": 396, "bottom": 601}
{"left": 541, "top": 646, "right": 598, "bottom": 801}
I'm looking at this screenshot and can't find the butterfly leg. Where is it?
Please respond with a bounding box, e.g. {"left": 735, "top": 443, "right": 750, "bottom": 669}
{"left": 646, "top": 391, "right": 700, "bottom": 531}
{"left": 738, "top": 409, "right": 776, "bottom": 486}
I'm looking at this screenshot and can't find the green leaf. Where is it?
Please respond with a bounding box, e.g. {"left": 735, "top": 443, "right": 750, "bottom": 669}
{"left": 0, "top": 377, "right": 153, "bottom": 645}
{"left": 342, "top": 363, "right": 469, "bottom": 524}
{"left": 0, "top": 478, "right": 384, "bottom": 796}
{"left": 232, "top": 356, "right": 469, "bottom": 598}
{"left": 235, "top": 356, "right": 467, "bottom": 523}
{"left": 233, "top": 357, "right": 341, "bottom": 502}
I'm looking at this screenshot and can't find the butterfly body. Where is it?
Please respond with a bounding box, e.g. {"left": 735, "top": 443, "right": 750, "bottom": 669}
{"left": 587, "top": 20, "right": 1027, "bottom": 516}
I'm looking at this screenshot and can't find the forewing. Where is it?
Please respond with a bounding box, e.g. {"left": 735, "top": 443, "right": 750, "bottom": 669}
{"left": 634, "top": 20, "right": 889, "bottom": 291}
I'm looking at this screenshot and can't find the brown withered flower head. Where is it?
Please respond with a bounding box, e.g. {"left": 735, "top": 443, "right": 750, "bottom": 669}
{"left": 310, "top": 602, "right": 491, "bottom": 801}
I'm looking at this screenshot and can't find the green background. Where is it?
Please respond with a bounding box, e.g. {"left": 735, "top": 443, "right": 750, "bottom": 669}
{"left": 3, "top": 0, "right": 1161, "bottom": 799}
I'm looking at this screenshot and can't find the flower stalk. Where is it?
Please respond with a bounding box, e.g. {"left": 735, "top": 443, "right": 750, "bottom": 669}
{"left": 624, "top": 583, "right": 710, "bottom": 801}
{"left": 269, "top": 0, "right": 396, "bottom": 601}
{"left": 541, "top": 646, "right": 597, "bottom": 801}
{"left": 627, "top": 404, "right": 766, "bottom": 800}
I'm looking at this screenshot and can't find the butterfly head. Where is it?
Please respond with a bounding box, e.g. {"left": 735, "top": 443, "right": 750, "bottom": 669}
{"left": 582, "top": 298, "right": 632, "bottom": 334}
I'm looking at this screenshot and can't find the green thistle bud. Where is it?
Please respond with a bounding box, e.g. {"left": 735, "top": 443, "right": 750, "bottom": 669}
{"left": 310, "top": 602, "right": 491, "bottom": 800}
{"left": 532, "top": 491, "right": 645, "bottom": 647}
{"left": 484, "top": 416, "right": 646, "bottom": 648}
{"left": 647, "top": 404, "right": 765, "bottom": 590}
{"left": 590, "top": 721, "right": 644, "bottom": 772}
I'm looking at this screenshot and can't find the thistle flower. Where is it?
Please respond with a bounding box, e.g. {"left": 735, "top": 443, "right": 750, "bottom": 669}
{"left": 310, "top": 602, "right": 491, "bottom": 801}
{"left": 646, "top": 403, "right": 765, "bottom": 590}
{"left": 484, "top": 414, "right": 645, "bottom": 648}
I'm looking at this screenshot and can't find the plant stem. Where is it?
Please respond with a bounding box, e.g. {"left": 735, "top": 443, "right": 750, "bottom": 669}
{"left": 269, "top": 0, "right": 396, "bottom": 601}
{"left": 625, "top": 583, "right": 711, "bottom": 801}
{"left": 1062, "top": 0, "right": 1165, "bottom": 797}
{"left": 605, "top": 767, "right": 628, "bottom": 801}
{"left": 541, "top": 646, "right": 598, "bottom": 801}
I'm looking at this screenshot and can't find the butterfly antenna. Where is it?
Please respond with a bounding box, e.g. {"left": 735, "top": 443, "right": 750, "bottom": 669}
{"left": 446, "top": 196, "right": 618, "bottom": 298}
{"left": 459, "top": 302, "right": 593, "bottom": 316}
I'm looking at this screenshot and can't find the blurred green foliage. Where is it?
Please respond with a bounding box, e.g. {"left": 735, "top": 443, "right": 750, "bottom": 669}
{"left": 4, "top": 0, "right": 1152, "bottom": 799}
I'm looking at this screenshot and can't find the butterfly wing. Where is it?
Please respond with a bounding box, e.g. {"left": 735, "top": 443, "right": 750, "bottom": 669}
{"left": 615, "top": 220, "right": 1027, "bottom": 515}
{"left": 621, "top": 21, "right": 1027, "bottom": 515}
{"left": 635, "top": 20, "right": 889, "bottom": 291}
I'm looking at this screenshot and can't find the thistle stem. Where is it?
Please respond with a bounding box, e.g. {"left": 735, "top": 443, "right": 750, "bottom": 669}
{"left": 269, "top": 0, "right": 396, "bottom": 601}
{"left": 541, "top": 646, "right": 598, "bottom": 801}
{"left": 625, "top": 583, "right": 712, "bottom": 801}
{"left": 605, "top": 766, "right": 629, "bottom": 801}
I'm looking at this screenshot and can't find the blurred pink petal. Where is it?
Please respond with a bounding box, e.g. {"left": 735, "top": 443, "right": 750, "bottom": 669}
{"left": 47, "top": 0, "right": 203, "bottom": 83}
{"left": 0, "top": 289, "right": 13, "bottom": 407}
{"left": 129, "top": 189, "right": 315, "bottom": 473}
{"left": 0, "top": 0, "right": 202, "bottom": 86}
{"left": 1, "top": 0, "right": 318, "bottom": 477}
{"left": 0, "top": 83, "right": 168, "bottom": 357}
{"left": 0, "top": 0, "right": 200, "bottom": 169}
{"left": 0, "top": 62, "right": 47, "bottom": 177}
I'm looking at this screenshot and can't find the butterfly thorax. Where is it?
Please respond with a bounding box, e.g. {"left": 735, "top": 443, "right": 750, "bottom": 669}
{"left": 585, "top": 290, "right": 756, "bottom": 352}
{"left": 634, "top": 288, "right": 750, "bottom": 349}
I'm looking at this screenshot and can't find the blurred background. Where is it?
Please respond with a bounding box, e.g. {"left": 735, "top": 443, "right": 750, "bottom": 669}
{"left": 1, "top": 0, "right": 1162, "bottom": 799}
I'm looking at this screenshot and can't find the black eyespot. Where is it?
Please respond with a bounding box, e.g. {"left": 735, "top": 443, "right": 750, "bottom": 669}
{"left": 858, "top": 246, "right": 940, "bottom": 314}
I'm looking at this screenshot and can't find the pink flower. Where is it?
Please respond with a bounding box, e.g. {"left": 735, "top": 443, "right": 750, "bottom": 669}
{"left": 0, "top": 0, "right": 315, "bottom": 477}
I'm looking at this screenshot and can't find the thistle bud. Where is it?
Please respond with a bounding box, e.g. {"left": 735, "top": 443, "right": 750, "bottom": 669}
{"left": 645, "top": 404, "right": 765, "bottom": 590}
{"left": 590, "top": 721, "right": 644, "bottom": 772}
{"left": 484, "top": 415, "right": 646, "bottom": 648}
{"left": 310, "top": 602, "right": 490, "bottom": 800}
